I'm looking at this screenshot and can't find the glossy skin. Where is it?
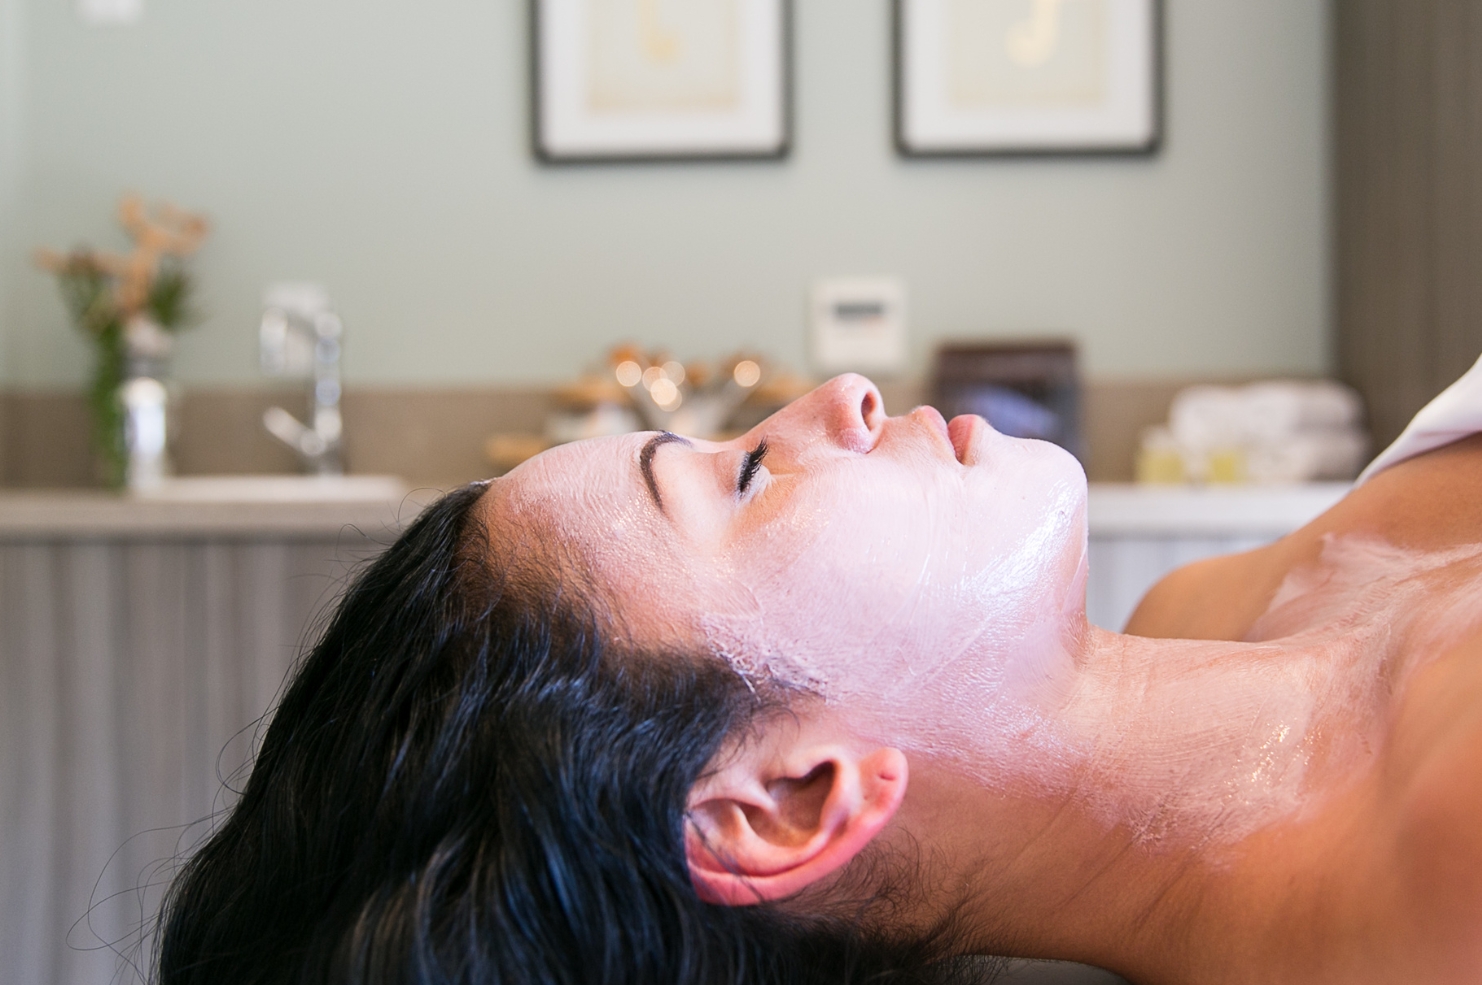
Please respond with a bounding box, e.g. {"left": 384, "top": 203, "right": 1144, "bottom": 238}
{"left": 1113, "top": 434, "right": 1482, "bottom": 984}
{"left": 494, "top": 374, "right": 1088, "bottom": 721}
{"left": 484, "top": 378, "right": 1482, "bottom": 985}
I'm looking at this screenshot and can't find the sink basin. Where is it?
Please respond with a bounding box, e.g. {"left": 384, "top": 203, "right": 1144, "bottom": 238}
{"left": 131, "top": 474, "right": 409, "bottom": 503}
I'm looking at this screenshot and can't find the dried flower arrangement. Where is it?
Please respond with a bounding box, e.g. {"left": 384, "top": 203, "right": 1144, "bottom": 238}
{"left": 35, "top": 195, "right": 209, "bottom": 486}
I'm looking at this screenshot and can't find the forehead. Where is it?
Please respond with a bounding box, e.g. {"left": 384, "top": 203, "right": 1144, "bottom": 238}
{"left": 485, "top": 432, "right": 713, "bottom": 643}
{"left": 484, "top": 433, "right": 684, "bottom": 584}
{"left": 491, "top": 433, "right": 654, "bottom": 537}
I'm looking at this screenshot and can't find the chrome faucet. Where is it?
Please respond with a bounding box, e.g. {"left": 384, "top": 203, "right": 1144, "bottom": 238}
{"left": 259, "top": 283, "right": 344, "bottom": 476}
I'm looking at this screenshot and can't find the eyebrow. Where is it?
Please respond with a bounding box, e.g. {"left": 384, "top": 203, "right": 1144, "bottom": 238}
{"left": 639, "top": 431, "right": 691, "bottom": 513}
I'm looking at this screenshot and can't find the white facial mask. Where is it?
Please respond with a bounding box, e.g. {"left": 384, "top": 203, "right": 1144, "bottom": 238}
{"left": 500, "top": 390, "right": 1482, "bottom": 851}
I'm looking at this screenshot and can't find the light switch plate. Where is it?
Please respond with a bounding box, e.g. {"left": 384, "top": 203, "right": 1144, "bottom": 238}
{"left": 811, "top": 277, "right": 908, "bottom": 375}
{"left": 77, "top": 0, "right": 142, "bottom": 26}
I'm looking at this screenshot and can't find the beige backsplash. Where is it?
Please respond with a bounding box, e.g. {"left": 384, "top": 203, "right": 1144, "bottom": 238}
{"left": 0, "top": 379, "right": 1232, "bottom": 489}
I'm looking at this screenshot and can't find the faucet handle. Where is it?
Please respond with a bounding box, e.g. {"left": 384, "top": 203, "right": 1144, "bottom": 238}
{"left": 263, "top": 406, "right": 328, "bottom": 459}
{"left": 260, "top": 282, "right": 344, "bottom": 476}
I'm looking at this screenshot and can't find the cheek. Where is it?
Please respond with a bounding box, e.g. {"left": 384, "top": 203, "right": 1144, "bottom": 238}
{"left": 958, "top": 447, "right": 1086, "bottom": 598}
{"left": 701, "top": 450, "right": 1086, "bottom": 696}
{"left": 691, "top": 469, "right": 934, "bottom": 685}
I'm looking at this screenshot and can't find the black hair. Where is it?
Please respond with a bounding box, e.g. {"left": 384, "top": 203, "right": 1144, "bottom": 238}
{"left": 156, "top": 483, "right": 986, "bottom": 985}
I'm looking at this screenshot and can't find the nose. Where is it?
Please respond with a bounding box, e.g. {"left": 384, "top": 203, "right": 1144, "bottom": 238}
{"left": 759, "top": 373, "right": 885, "bottom": 454}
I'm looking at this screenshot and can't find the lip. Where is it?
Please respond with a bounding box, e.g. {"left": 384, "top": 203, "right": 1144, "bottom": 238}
{"left": 947, "top": 414, "right": 987, "bottom": 465}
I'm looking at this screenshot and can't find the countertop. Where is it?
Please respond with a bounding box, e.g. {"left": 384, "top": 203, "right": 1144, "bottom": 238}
{"left": 0, "top": 481, "right": 1352, "bottom": 539}
{"left": 0, "top": 486, "right": 439, "bottom": 538}
{"left": 1087, "top": 482, "right": 1350, "bottom": 536}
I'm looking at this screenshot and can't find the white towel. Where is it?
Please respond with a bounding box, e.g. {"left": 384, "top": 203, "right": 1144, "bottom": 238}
{"left": 1357, "top": 352, "right": 1482, "bottom": 484}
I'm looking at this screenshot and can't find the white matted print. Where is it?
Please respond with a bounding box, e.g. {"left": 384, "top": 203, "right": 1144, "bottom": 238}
{"left": 534, "top": 0, "right": 789, "bottom": 161}
{"left": 895, "top": 0, "right": 1160, "bottom": 155}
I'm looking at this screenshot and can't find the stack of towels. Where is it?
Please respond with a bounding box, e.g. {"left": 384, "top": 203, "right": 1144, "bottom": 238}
{"left": 1139, "top": 381, "right": 1369, "bottom": 484}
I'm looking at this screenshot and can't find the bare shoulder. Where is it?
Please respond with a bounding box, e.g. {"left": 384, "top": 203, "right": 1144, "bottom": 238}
{"left": 1124, "top": 434, "right": 1482, "bottom": 640}
{"left": 1122, "top": 544, "right": 1284, "bottom": 639}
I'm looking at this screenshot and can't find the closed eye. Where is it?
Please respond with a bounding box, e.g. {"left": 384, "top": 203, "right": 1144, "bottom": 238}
{"left": 738, "top": 440, "right": 769, "bottom": 495}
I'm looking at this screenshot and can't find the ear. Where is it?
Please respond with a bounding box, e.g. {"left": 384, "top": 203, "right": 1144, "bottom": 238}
{"left": 684, "top": 744, "right": 907, "bottom": 906}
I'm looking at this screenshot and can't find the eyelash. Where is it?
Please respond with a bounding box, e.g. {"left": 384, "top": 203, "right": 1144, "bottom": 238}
{"left": 738, "top": 440, "right": 769, "bottom": 495}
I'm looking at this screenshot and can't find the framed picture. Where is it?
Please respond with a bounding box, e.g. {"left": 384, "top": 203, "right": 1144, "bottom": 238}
{"left": 532, "top": 0, "right": 791, "bottom": 162}
{"left": 894, "top": 0, "right": 1161, "bottom": 156}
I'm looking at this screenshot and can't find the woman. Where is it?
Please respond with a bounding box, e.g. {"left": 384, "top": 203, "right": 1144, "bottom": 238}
{"left": 158, "top": 368, "right": 1482, "bottom": 985}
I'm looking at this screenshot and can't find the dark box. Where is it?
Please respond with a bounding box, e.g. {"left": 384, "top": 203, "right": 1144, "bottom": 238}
{"left": 930, "top": 341, "right": 1083, "bottom": 463}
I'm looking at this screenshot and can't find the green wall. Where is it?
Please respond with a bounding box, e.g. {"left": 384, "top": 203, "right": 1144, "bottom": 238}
{"left": 4, "top": 0, "right": 1330, "bottom": 387}
{"left": 0, "top": 0, "right": 25, "bottom": 388}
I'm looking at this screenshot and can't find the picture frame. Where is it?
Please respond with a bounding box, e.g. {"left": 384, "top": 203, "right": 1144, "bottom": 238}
{"left": 894, "top": 0, "right": 1161, "bottom": 157}
{"left": 532, "top": 0, "right": 791, "bottom": 163}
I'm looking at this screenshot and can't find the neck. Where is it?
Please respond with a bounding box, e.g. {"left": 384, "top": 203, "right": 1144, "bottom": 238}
{"left": 888, "top": 624, "right": 1369, "bottom": 980}
{"left": 901, "top": 619, "right": 1349, "bottom": 841}
{"left": 882, "top": 532, "right": 1482, "bottom": 981}
{"left": 1060, "top": 626, "right": 1340, "bottom": 842}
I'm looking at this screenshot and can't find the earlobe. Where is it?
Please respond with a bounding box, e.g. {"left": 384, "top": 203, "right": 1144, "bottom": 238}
{"left": 686, "top": 747, "right": 908, "bottom": 906}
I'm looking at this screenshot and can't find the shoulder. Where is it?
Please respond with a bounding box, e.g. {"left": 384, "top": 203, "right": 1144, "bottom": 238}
{"left": 1124, "top": 434, "right": 1482, "bottom": 641}
{"left": 1122, "top": 545, "right": 1284, "bottom": 639}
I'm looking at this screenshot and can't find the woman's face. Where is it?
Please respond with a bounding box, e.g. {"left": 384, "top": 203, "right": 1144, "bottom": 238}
{"left": 491, "top": 375, "right": 1089, "bottom": 744}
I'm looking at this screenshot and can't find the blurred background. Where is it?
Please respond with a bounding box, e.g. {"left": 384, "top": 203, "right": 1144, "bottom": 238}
{"left": 0, "top": 0, "right": 1334, "bottom": 486}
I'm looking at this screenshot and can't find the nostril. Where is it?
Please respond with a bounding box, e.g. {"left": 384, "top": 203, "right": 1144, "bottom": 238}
{"left": 819, "top": 374, "right": 885, "bottom": 452}
{"left": 858, "top": 383, "right": 887, "bottom": 434}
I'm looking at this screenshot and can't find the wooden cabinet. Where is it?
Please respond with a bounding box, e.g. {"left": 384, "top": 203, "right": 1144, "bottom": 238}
{"left": 0, "top": 496, "right": 409, "bottom": 985}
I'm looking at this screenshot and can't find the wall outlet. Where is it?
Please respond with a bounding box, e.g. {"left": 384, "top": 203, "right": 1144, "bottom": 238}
{"left": 811, "top": 277, "right": 908, "bottom": 375}
{"left": 77, "top": 0, "right": 142, "bottom": 26}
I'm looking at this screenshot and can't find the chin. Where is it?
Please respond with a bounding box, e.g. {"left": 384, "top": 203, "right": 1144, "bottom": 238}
{"left": 964, "top": 415, "right": 1081, "bottom": 471}
{"left": 999, "top": 436, "right": 1090, "bottom": 601}
{"left": 985, "top": 429, "right": 1088, "bottom": 503}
